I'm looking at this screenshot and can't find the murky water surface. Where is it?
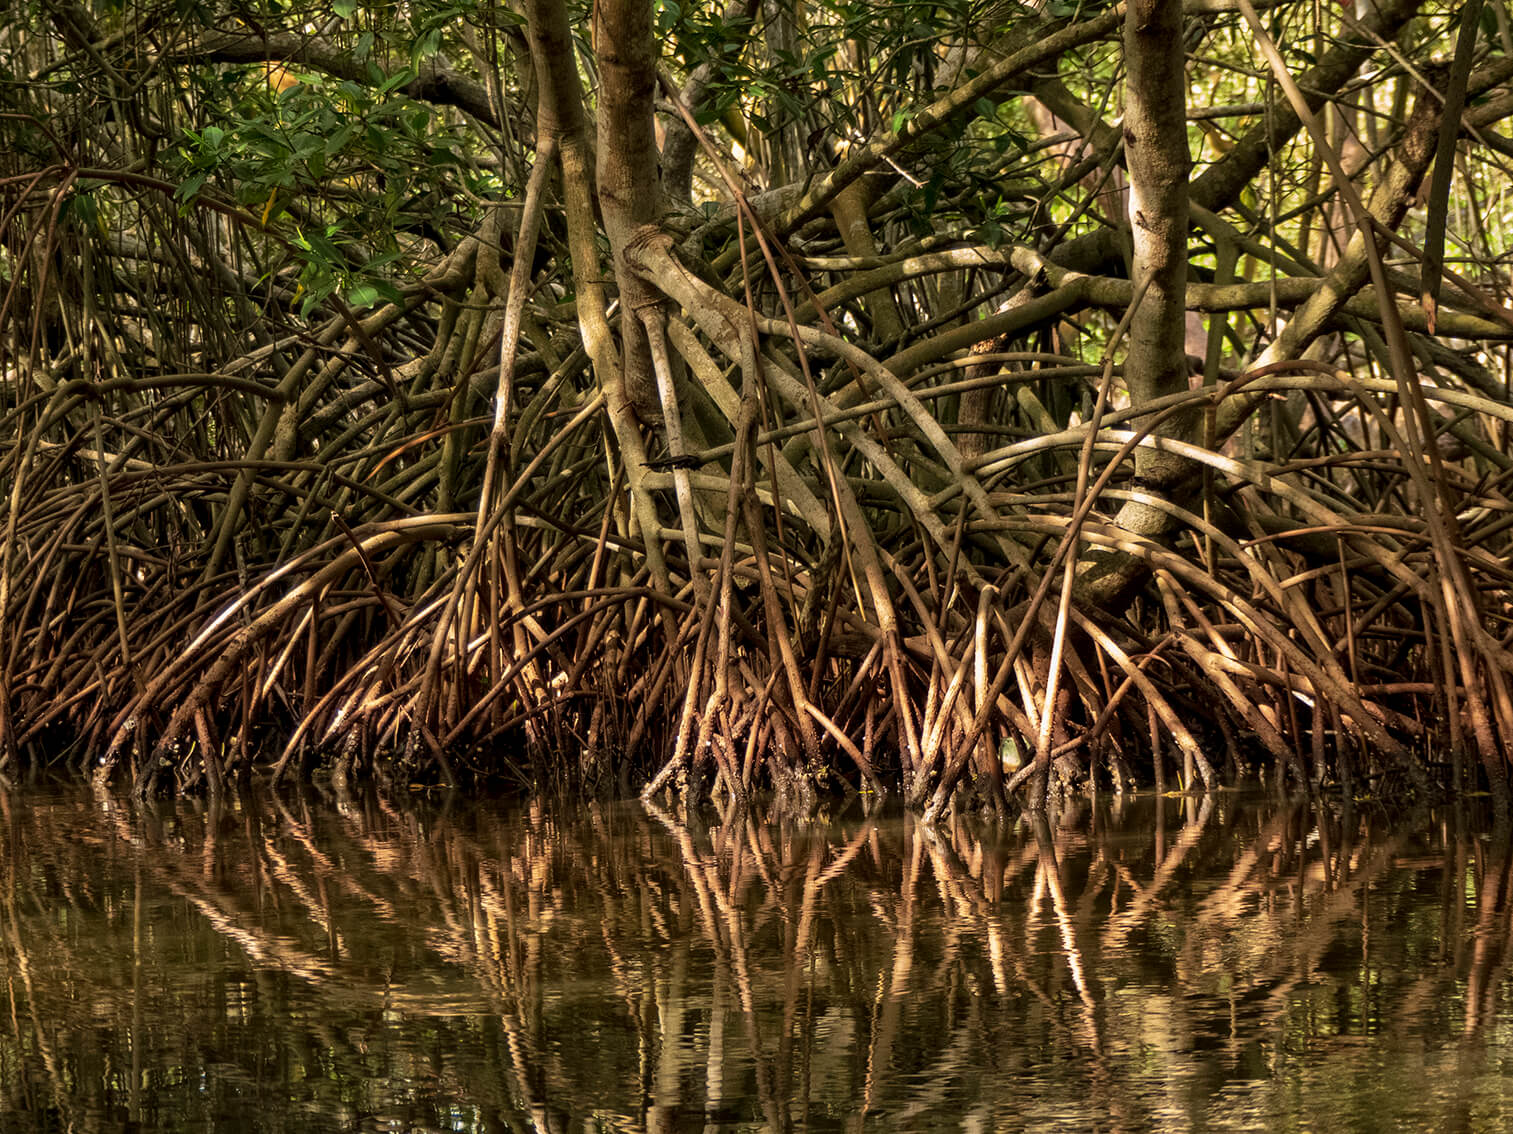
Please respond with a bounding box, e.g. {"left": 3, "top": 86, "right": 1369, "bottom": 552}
{"left": 2, "top": 788, "right": 1512, "bottom": 1132}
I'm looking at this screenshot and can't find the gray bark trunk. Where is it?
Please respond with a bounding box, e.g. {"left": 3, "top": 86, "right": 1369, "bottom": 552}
{"left": 1116, "top": 0, "right": 1192, "bottom": 537}
{"left": 596, "top": 0, "right": 666, "bottom": 424}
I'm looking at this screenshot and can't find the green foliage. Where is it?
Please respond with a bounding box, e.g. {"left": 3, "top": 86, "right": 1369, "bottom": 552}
{"left": 656, "top": 0, "right": 993, "bottom": 159}
{"left": 165, "top": 44, "right": 486, "bottom": 312}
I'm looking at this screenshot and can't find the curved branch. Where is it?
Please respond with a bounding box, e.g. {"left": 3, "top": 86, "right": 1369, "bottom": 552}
{"left": 182, "top": 31, "right": 503, "bottom": 127}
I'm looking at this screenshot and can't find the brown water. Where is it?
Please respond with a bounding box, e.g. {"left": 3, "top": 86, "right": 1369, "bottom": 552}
{"left": 0, "top": 786, "right": 1510, "bottom": 1133}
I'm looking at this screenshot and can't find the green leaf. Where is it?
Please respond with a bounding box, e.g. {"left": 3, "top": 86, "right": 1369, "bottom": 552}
{"left": 362, "top": 250, "right": 404, "bottom": 273}
{"left": 346, "top": 281, "right": 382, "bottom": 307}
{"left": 326, "top": 123, "right": 358, "bottom": 155}
{"left": 334, "top": 0, "right": 357, "bottom": 19}
{"left": 66, "top": 192, "right": 100, "bottom": 230}
{"left": 175, "top": 171, "right": 208, "bottom": 203}
{"left": 379, "top": 67, "right": 416, "bottom": 95}
{"left": 410, "top": 28, "right": 442, "bottom": 70}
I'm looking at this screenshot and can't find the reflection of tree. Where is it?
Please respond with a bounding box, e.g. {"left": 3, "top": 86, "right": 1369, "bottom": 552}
{"left": 0, "top": 788, "right": 1510, "bottom": 1130}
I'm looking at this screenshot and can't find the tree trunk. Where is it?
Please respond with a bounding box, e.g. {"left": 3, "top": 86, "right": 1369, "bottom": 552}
{"left": 595, "top": 0, "right": 666, "bottom": 426}
{"left": 1078, "top": 0, "right": 1191, "bottom": 604}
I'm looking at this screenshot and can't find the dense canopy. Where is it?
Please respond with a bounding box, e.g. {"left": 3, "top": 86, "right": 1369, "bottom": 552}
{"left": 2, "top": 0, "right": 1510, "bottom": 813}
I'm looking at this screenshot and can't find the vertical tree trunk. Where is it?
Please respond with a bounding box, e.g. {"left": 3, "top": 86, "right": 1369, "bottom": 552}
{"left": 1117, "top": 0, "right": 1191, "bottom": 538}
{"left": 525, "top": 0, "right": 670, "bottom": 592}
{"left": 595, "top": 0, "right": 665, "bottom": 425}
{"left": 1078, "top": 0, "right": 1192, "bottom": 606}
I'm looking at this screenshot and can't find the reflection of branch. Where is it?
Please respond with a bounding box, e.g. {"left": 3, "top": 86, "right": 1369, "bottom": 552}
{"left": 1465, "top": 838, "right": 1510, "bottom": 1033}
{"left": 3, "top": 788, "right": 1502, "bottom": 1131}
{"left": 1103, "top": 793, "right": 1215, "bottom": 951}
{"left": 1195, "top": 801, "right": 1300, "bottom": 923}
{"left": 642, "top": 798, "right": 790, "bottom": 1132}
{"left": 1032, "top": 816, "right": 1152, "bottom": 1133}
{"left": 857, "top": 817, "right": 940, "bottom": 1116}
{"left": 1, "top": 885, "right": 70, "bottom": 1126}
